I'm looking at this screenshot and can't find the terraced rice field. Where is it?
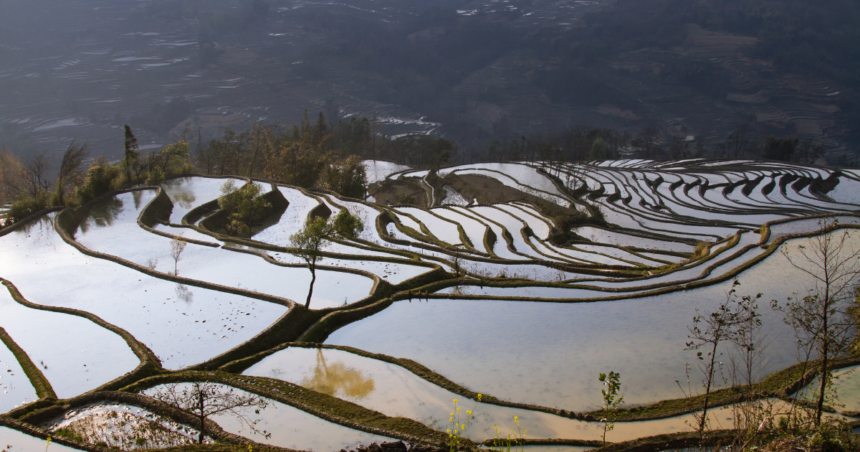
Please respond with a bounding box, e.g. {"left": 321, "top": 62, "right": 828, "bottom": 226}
{"left": 1, "top": 159, "right": 859, "bottom": 450}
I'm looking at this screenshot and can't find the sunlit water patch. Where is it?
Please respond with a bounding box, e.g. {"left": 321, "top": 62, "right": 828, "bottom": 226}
{"left": 252, "top": 186, "right": 319, "bottom": 245}
{"left": 73, "top": 192, "right": 375, "bottom": 308}
{"left": 0, "top": 214, "right": 287, "bottom": 370}
{"left": 160, "top": 177, "right": 243, "bottom": 224}
{"left": 326, "top": 232, "right": 854, "bottom": 410}
{"left": 244, "top": 351, "right": 814, "bottom": 442}
{"left": 241, "top": 346, "right": 719, "bottom": 441}
{"left": 0, "top": 289, "right": 138, "bottom": 399}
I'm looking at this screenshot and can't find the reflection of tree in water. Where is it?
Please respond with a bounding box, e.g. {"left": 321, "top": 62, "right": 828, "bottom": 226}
{"left": 301, "top": 349, "right": 375, "bottom": 400}
{"left": 163, "top": 178, "right": 196, "bottom": 210}
{"left": 15, "top": 215, "right": 55, "bottom": 235}
{"left": 132, "top": 190, "right": 143, "bottom": 210}
{"left": 175, "top": 284, "right": 193, "bottom": 303}
{"left": 171, "top": 191, "right": 196, "bottom": 210}
{"left": 78, "top": 197, "right": 124, "bottom": 234}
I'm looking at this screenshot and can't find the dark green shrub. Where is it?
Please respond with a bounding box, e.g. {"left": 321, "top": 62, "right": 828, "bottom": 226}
{"left": 218, "top": 180, "right": 272, "bottom": 236}
{"left": 7, "top": 193, "right": 49, "bottom": 224}
{"left": 77, "top": 158, "right": 122, "bottom": 203}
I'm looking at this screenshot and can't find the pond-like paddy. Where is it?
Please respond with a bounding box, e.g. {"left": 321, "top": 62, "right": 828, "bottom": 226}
{"left": 328, "top": 231, "right": 856, "bottom": 411}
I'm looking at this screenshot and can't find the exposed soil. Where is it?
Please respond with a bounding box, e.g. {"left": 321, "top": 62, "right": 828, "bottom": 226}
{"left": 372, "top": 179, "right": 428, "bottom": 208}
{"left": 444, "top": 174, "right": 589, "bottom": 238}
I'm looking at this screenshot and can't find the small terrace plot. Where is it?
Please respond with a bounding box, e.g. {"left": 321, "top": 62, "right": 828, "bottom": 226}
{"left": 0, "top": 290, "right": 139, "bottom": 399}
{"left": 73, "top": 191, "right": 375, "bottom": 308}
{"left": 0, "top": 214, "right": 287, "bottom": 370}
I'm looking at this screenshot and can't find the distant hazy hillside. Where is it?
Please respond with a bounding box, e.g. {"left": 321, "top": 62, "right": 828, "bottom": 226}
{"left": 0, "top": 0, "right": 857, "bottom": 161}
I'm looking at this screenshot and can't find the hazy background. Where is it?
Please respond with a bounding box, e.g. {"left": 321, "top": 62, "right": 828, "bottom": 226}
{"left": 1, "top": 0, "right": 858, "bottom": 163}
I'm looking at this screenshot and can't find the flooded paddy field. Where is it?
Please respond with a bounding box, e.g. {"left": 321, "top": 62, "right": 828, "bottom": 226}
{"left": 2, "top": 160, "right": 860, "bottom": 449}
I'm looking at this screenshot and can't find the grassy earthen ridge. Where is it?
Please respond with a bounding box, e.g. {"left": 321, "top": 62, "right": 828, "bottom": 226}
{"left": 120, "top": 371, "right": 454, "bottom": 447}
{"left": 181, "top": 199, "right": 220, "bottom": 227}
{"left": 218, "top": 342, "right": 600, "bottom": 421}
{"left": 164, "top": 184, "right": 432, "bottom": 269}
{"left": 0, "top": 326, "right": 57, "bottom": 400}
{"left": 480, "top": 438, "right": 605, "bottom": 448}
{"left": 141, "top": 445, "right": 292, "bottom": 451}
{"left": 220, "top": 342, "right": 860, "bottom": 426}
{"left": 396, "top": 237, "right": 749, "bottom": 302}
{"left": 54, "top": 207, "right": 297, "bottom": 309}
{"left": 585, "top": 355, "right": 860, "bottom": 422}
{"left": 1, "top": 278, "right": 162, "bottom": 393}
{"left": 372, "top": 199, "right": 642, "bottom": 278}
{"left": 295, "top": 268, "right": 451, "bottom": 343}
{"left": 384, "top": 207, "right": 454, "bottom": 250}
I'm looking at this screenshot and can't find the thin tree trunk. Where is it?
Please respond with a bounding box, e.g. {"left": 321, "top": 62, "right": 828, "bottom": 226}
{"left": 248, "top": 126, "right": 260, "bottom": 179}
{"left": 306, "top": 267, "right": 316, "bottom": 308}
{"left": 816, "top": 347, "right": 828, "bottom": 426}
{"left": 198, "top": 391, "right": 205, "bottom": 444}
{"left": 700, "top": 339, "right": 720, "bottom": 432}
{"left": 816, "top": 287, "right": 831, "bottom": 426}
{"left": 816, "top": 323, "right": 829, "bottom": 426}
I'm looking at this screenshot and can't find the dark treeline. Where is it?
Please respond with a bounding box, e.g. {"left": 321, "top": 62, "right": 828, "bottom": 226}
{"left": 466, "top": 122, "right": 827, "bottom": 166}
{"left": 0, "top": 109, "right": 454, "bottom": 224}
{"left": 195, "top": 110, "right": 455, "bottom": 187}
{"left": 0, "top": 106, "right": 839, "bottom": 227}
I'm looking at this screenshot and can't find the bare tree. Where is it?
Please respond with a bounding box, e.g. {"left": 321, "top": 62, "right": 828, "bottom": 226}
{"left": 150, "top": 382, "right": 269, "bottom": 444}
{"left": 0, "top": 148, "right": 25, "bottom": 203}
{"left": 170, "top": 236, "right": 187, "bottom": 276}
{"left": 773, "top": 218, "right": 860, "bottom": 426}
{"left": 21, "top": 150, "right": 52, "bottom": 199}
{"left": 685, "top": 279, "right": 760, "bottom": 432}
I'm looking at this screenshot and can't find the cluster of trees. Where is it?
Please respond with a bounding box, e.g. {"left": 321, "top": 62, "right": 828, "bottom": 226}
{"left": 0, "top": 125, "right": 196, "bottom": 225}
{"left": 1, "top": 111, "right": 388, "bottom": 226}
{"left": 0, "top": 104, "right": 838, "bottom": 229}
{"left": 217, "top": 180, "right": 272, "bottom": 237}
{"left": 196, "top": 110, "right": 457, "bottom": 193}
